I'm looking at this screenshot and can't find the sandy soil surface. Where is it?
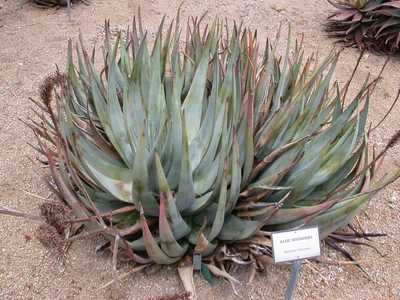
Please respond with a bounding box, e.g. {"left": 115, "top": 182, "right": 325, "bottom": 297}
{"left": 0, "top": 0, "right": 399, "bottom": 299}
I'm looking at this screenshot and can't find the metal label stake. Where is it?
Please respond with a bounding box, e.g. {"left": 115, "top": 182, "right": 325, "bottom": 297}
{"left": 284, "top": 259, "right": 303, "bottom": 300}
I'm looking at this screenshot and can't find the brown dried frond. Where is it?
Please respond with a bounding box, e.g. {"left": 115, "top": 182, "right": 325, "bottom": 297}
{"left": 148, "top": 292, "right": 192, "bottom": 300}
{"left": 386, "top": 130, "right": 400, "bottom": 150}
{"left": 35, "top": 223, "right": 66, "bottom": 256}
{"left": 39, "top": 71, "right": 67, "bottom": 107}
{"left": 39, "top": 201, "right": 71, "bottom": 234}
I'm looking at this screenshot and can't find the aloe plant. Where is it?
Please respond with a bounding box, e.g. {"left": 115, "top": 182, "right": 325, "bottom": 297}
{"left": 325, "top": 0, "right": 400, "bottom": 53}
{"left": 27, "top": 12, "right": 399, "bottom": 291}
{"left": 29, "top": 0, "right": 89, "bottom": 7}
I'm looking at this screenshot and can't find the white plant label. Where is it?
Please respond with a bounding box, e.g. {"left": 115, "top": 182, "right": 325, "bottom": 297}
{"left": 272, "top": 227, "right": 321, "bottom": 263}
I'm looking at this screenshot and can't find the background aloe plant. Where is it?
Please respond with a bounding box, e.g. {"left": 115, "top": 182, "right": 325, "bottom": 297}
{"left": 25, "top": 11, "right": 400, "bottom": 289}
{"left": 19, "top": 0, "right": 89, "bottom": 7}
{"left": 325, "top": 0, "right": 400, "bottom": 53}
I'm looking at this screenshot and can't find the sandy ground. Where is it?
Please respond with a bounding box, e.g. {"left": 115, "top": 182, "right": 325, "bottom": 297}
{"left": 0, "top": 0, "right": 399, "bottom": 299}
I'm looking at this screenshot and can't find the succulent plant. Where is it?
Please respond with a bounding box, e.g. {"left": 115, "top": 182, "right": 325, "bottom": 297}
{"left": 325, "top": 0, "right": 400, "bottom": 53}
{"left": 31, "top": 0, "right": 88, "bottom": 7}
{"left": 27, "top": 12, "right": 399, "bottom": 290}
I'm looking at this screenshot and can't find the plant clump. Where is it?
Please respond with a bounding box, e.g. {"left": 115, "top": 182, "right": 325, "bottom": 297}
{"left": 325, "top": 0, "right": 400, "bottom": 54}
{"left": 28, "top": 0, "right": 89, "bottom": 8}
{"left": 28, "top": 11, "right": 400, "bottom": 286}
